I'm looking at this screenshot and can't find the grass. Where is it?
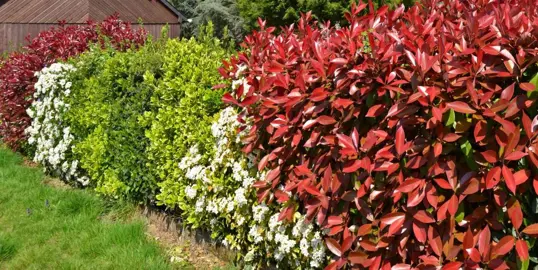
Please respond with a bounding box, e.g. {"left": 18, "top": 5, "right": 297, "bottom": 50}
{"left": 0, "top": 147, "right": 173, "bottom": 270}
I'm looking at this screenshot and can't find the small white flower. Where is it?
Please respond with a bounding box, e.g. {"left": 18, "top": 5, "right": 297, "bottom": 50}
{"left": 195, "top": 197, "right": 205, "bottom": 213}
{"left": 185, "top": 185, "right": 197, "bottom": 199}
{"left": 234, "top": 187, "right": 247, "bottom": 206}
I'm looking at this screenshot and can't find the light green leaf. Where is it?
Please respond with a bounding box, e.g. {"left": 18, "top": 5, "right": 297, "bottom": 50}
{"left": 445, "top": 109, "right": 456, "bottom": 127}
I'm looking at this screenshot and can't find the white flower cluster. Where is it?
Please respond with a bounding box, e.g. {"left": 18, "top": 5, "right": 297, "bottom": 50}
{"left": 177, "top": 107, "right": 257, "bottom": 224}
{"left": 245, "top": 212, "right": 326, "bottom": 269}
{"left": 26, "top": 63, "right": 89, "bottom": 186}
{"left": 169, "top": 106, "right": 328, "bottom": 268}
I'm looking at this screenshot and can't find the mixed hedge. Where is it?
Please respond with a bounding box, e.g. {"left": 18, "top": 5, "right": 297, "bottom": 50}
{"left": 6, "top": 0, "right": 538, "bottom": 269}
{"left": 20, "top": 22, "right": 328, "bottom": 268}
{"left": 0, "top": 15, "right": 146, "bottom": 152}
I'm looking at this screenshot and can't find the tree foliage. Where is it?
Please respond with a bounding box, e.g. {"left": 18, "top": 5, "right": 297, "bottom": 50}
{"left": 236, "top": 0, "right": 414, "bottom": 31}
{"left": 169, "top": 0, "right": 244, "bottom": 42}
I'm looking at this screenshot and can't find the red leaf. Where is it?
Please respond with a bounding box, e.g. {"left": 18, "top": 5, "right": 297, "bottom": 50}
{"left": 387, "top": 215, "right": 405, "bottom": 236}
{"left": 212, "top": 83, "right": 227, "bottom": 90}
{"left": 303, "top": 119, "right": 318, "bottom": 129}
{"left": 520, "top": 82, "right": 536, "bottom": 92}
{"left": 265, "top": 168, "right": 281, "bottom": 183}
{"left": 341, "top": 236, "right": 354, "bottom": 252}
{"left": 462, "top": 178, "right": 480, "bottom": 195}
{"left": 222, "top": 93, "right": 238, "bottom": 105}
{"left": 502, "top": 166, "right": 516, "bottom": 194}
{"left": 347, "top": 251, "right": 368, "bottom": 265}
{"left": 446, "top": 101, "right": 476, "bottom": 114}
{"left": 333, "top": 98, "right": 354, "bottom": 108}
{"left": 443, "top": 133, "right": 461, "bottom": 142}
{"left": 304, "top": 185, "right": 322, "bottom": 196}
{"left": 493, "top": 236, "right": 514, "bottom": 257}
{"left": 412, "top": 222, "right": 427, "bottom": 243}
{"left": 343, "top": 160, "right": 361, "bottom": 173}
{"left": 474, "top": 121, "right": 487, "bottom": 142}
{"left": 358, "top": 239, "right": 378, "bottom": 252}
{"left": 442, "top": 262, "right": 462, "bottom": 270}
{"left": 240, "top": 96, "right": 258, "bottom": 106}
{"left": 523, "top": 112, "right": 533, "bottom": 139}
{"left": 463, "top": 227, "right": 475, "bottom": 250}
{"left": 322, "top": 166, "right": 332, "bottom": 193}
{"left": 428, "top": 226, "right": 443, "bottom": 256}
{"left": 522, "top": 223, "right": 538, "bottom": 237}
{"left": 515, "top": 239, "right": 529, "bottom": 260}
{"left": 531, "top": 115, "right": 538, "bottom": 134}
{"left": 478, "top": 226, "right": 491, "bottom": 257}
{"left": 274, "top": 190, "right": 290, "bottom": 203}
{"left": 414, "top": 210, "right": 435, "bottom": 223}
{"left": 501, "top": 83, "right": 515, "bottom": 100}
{"left": 252, "top": 181, "right": 268, "bottom": 188}
{"left": 513, "top": 169, "right": 530, "bottom": 186}
{"left": 337, "top": 134, "right": 356, "bottom": 152}
{"left": 330, "top": 58, "right": 348, "bottom": 65}
{"left": 488, "top": 259, "right": 509, "bottom": 270}
{"left": 482, "top": 45, "right": 501, "bottom": 55}
{"left": 352, "top": 128, "right": 359, "bottom": 150}
{"left": 311, "top": 87, "right": 329, "bottom": 101}
{"left": 397, "top": 178, "right": 422, "bottom": 193}
{"left": 480, "top": 150, "right": 498, "bottom": 163}
{"left": 327, "top": 216, "right": 343, "bottom": 226}
{"left": 467, "top": 248, "right": 482, "bottom": 262}
{"left": 380, "top": 212, "right": 405, "bottom": 225}
{"left": 508, "top": 200, "right": 523, "bottom": 230}
{"left": 395, "top": 126, "right": 406, "bottom": 156}
{"left": 391, "top": 264, "right": 411, "bottom": 270}
{"left": 434, "top": 143, "right": 442, "bottom": 157}
{"left": 505, "top": 151, "right": 527, "bottom": 161}
{"left": 486, "top": 166, "right": 502, "bottom": 189}
{"left": 325, "top": 238, "right": 342, "bottom": 257}
{"left": 366, "top": 104, "right": 385, "bottom": 117}
{"left": 434, "top": 178, "right": 453, "bottom": 190}
{"left": 447, "top": 195, "right": 459, "bottom": 216}
{"left": 357, "top": 224, "right": 372, "bottom": 236}
{"left": 317, "top": 116, "right": 337, "bottom": 125}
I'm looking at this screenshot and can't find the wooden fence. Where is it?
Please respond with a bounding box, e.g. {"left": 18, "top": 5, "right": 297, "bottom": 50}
{"left": 0, "top": 23, "right": 180, "bottom": 53}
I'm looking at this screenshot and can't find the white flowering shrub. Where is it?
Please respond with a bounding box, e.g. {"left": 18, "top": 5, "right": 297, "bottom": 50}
{"left": 156, "top": 107, "right": 326, "bottom": 269}
{"left": 26, "top": 62, "right": 89, "bottom": 186}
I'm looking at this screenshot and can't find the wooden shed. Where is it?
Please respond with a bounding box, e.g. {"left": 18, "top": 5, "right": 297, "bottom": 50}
{"left": 0, "top": 0, "right": 186, "bottom": 53}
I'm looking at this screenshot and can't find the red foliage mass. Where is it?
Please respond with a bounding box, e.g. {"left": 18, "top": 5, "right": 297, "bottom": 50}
{"left": 0, "top": 15, "right": 146, "bottom": 151}
{"left": 222, "top": 0, "right": 538, "bottom": 268}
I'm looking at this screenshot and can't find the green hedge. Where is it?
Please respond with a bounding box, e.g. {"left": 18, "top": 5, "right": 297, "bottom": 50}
{"left": 142, "top": 29, "right": 228, "bottom": 203}
{"left": 66, "top": 43, "right": 163, "bottom": 200}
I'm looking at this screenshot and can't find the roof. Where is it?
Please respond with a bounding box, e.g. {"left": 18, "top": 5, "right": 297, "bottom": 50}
{"left": 0, "top": 0, "right": 186, "bottom": 24}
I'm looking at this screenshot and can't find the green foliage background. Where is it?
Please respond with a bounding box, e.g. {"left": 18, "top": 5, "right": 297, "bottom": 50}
{"left": 67, "top": 42, "right": 164, "bottom": 200}
{"left": 142, "top": 24, "right": 229, "bottom": 206}
{"left": 65, "top": 24, "right": 229, "bottom": 202}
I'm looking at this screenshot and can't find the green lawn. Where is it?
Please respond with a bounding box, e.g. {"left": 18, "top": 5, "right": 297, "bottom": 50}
{"left": 0, "top": 147, "right": 173, "bottom": 270}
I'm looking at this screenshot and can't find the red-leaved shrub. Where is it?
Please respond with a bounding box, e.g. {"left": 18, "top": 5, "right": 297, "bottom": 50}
{"left": 222, "top": 0, "right": 538, "bottom": 268}
{"left": 0, "top": 15, "right": 146, "bottom": 151}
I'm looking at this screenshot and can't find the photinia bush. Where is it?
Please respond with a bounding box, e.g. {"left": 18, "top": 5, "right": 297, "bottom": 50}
{"left": 222, "top": 0, "right": 538, "bottom": 268}
{"left": 0, "top": 15, "right": 146, "bottom": 152}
